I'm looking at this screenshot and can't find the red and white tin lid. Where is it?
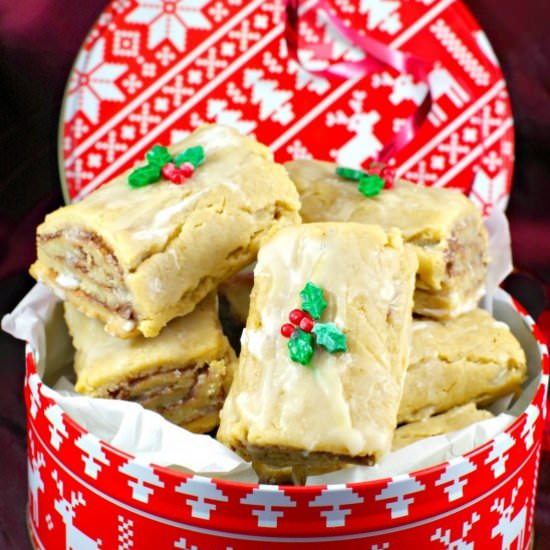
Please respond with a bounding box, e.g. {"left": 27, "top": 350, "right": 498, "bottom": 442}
{"left": 60, "top": 0, "right": 514, "bottom": 214}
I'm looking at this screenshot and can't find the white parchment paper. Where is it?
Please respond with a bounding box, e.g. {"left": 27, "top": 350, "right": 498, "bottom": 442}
{"left": 482, "top": 206, "right": 513, "bottom": 314}
{"left": 2, "top": 214, "right": 539, "bottom": 485}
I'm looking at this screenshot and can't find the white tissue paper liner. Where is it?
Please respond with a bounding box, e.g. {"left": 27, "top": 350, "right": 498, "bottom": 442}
{"left": 2, "top": 209, "right": 535, "bottom": 485}
{"left": 482, "top": 206, "right": 513, "bottom": 314}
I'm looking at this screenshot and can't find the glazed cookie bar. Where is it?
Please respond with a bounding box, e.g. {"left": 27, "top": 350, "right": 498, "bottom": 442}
{"left": 65, "top": 294, "right": 236, "bottom": 433}
{"left": 31, "top": 125, "right": 301, "bottom": 338}
{"left": 218, "top": 222, "right": 418, "bottom": 468}
{"left": 393, "top": 403, "right": 494, "bottom": 450}
{"left": 398, "top": 308, "right": 527, "bottom": 423}
{"left": 285, "top": 159, "right": 488, "bottom": 318}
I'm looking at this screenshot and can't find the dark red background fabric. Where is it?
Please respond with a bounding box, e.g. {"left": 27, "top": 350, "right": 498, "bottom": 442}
{"left": 0, "top": 1, "right": 549, "bottom": 548}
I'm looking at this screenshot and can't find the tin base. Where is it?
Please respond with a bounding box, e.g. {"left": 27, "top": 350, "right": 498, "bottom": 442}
{"left": 26, "top": 506, "right": 537, "bottom": 550}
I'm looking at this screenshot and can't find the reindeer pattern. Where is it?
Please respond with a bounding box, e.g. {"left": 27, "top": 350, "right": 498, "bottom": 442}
{"left": 491, "top": 479, "right": 527, "bottom": 550}
{"left": 326, "top": 91, "right": 382, "bottom": 167}
{"left": 52, "top": 471, "right": 102, "bottom": 550}
{"left": 430, "top": 512, "right": 480, "bottom": 550}
{"left": 28, "top": 447, "right": 45, "bottom": 527}
{"left": 372, "top": 64, "right": 470, "bottom": 127}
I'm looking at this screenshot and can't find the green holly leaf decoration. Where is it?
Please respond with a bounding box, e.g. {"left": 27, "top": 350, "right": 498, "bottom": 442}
{"left": 128, "top": 144, "right": 209, "bottom": 188}
{"left": 358, "top": 174, "right": 385, "bottom": 197}
{"left": 288, "top": 329, "right": 314, "bottom": 366}
{"left": 128, "top": 164, "right": 162, "bottom": 188}
{"left": 336, "top": 166, "right": 365, "bottom": 181}
{"left": 300, "top": 282, "right": 327, "bottom": 320}
{"left": 312, "top": 322, "right": 348, "bottom": 353}
{"left": 175, "top": 146, "right": 205, "bottom": 169}
{"left": 146, "top": 145, "right": 172, "bottom": 168}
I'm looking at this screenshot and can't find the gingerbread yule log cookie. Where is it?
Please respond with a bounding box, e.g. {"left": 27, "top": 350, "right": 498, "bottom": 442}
{"left": 65, "top": 294, "right": 236, "bottom": 434}
{"left": 31, "top": 125, "right": 301, "bottom": 338}
{"left": 398, "top": 308, "right": 527, "bottom": 423}
{"left": 285, "top": 159, "right": 488, "bottom": 319}
{"left": 392, "top": 403, "right": 494, "bottom": 450}
{"left": 217, "top": 222, "right": 418, "bottom": 468}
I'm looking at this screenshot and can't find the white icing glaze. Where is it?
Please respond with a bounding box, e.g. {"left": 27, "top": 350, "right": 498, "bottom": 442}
{"left": 231, "top": 225, "right": 413, "bottom": 457}
{"left": 218, "top": 179, "right": 250, "bottom": 202}
{"left": 412, "top": 320, "right": 434, "bottom": 332}
{"left": 55, "top": 273, "right": 80, "bottom": 289}
{"left": 131, "top": 190, "right": 207, "bottom": 241}
{"left": 122, "top": 320, "right": 136, "bottom": 332}
{"left": 151, "top": 190, "right": 207, "bottom": 227}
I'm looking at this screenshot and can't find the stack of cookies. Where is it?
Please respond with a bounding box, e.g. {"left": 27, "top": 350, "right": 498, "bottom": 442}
{"left": 30, "top": 125, "right": 301, "bottom": 434}
{"left": 30, "top": 125, "right": 526, "bottom": 481}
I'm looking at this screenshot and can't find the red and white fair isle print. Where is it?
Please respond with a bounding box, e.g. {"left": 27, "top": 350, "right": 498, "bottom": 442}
{"left": 26, "top": 292, "right": 548, "bottom": 549}
{"left": 62, "top": 0, "right": 514, "bottom": 215}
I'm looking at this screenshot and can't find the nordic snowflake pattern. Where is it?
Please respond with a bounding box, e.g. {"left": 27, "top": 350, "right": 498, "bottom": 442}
{"left": 484, "top": 433, "right": 515, "bottom": 478}
{"left": 435, "top": 458, "right": 476, "bottom": 502}
{"left": 119, "top": 459, "right": 165, "bottom": 503}
{"left": 113, "top": 30, "right": 141, "bottom": 57}
{"left": 75, "top": 433, "right": 111, "bottom": 479}
{"left": 309, "top": 485, "right": 364, "bottom": 527}
{"left": 64, "top": 37, "right": 127, "bottom": 124}
{"left": 44, "top": 404, "right": 69, "bottom": 451}
{"left": 241, "top": 485, "right": 296, "bottom": 528}
{"left": 375, "top": 474, "right": 426, "bottom": 519}
{"left": 61, "top": 0, "right": 513, "bottom": 206}
{"left": 360, "top": 0, "right": 402, "bottom": 35}
{"left": 126, "top": 0, "right": 212, "bottom": 51}
{"left": 175, "top": 476, "right": 228, "bottom": 520}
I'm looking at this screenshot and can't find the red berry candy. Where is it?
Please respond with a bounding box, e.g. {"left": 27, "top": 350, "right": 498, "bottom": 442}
{"left": 381, "top": 166, "right": 396, "bottom": 188}
{"left": 368, "top": 162, "right": 384, "bottom": 177}
{"left": 170, "top": 171, "right": 186, "bottom": 184}
{"left": 162, "top": 162, "right": 176, "bottom": 179}
{"left": 299, "top": 316, "right": 314, "bottom": 333}
{"left": 280, "top": 323, "right": 295, "bottom": 338}
{"left": 289, "top": 309, "right": 305, "bottom": 325}
{"left": 179, "top": 162, "right": 194, "bottom": 178}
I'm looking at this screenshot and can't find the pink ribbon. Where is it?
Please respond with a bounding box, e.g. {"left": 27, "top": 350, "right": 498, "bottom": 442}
{"left": 285, "top": 0, "right": 432, "bottom": 164}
